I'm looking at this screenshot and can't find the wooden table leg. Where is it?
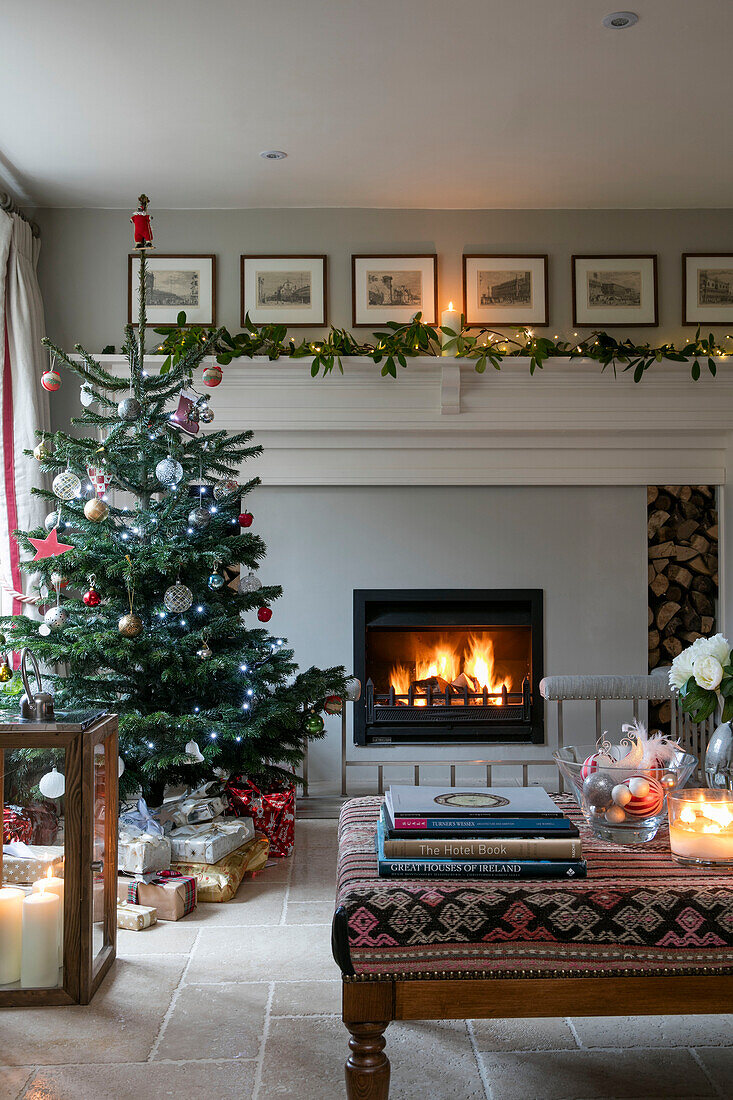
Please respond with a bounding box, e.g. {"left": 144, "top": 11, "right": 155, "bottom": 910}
{"left": 345, "top": 1021, "right": 390, "bottom": 1100}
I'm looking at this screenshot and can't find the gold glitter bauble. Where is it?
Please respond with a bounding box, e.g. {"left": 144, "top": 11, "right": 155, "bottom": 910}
{"left": 0, "top": 662, "right": 13, "bottom": 682}
{"left": 118, "top": 613, "right": 143, "bottom": 638}
{"left": 84, "top": 497, "right": 109, "bottom": 522}
{"left": 33, "top": 440, "right": 52, "bottom": 461}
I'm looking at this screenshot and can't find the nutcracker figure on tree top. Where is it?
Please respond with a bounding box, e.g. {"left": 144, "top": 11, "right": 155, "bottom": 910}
{"left": 131, "top": 194, "right": 154, "bottom": 250}
{"left": 0, "top": 197, "right": 346, "bottom": 805}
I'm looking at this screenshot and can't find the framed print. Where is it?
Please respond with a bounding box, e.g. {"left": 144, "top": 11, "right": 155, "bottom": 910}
{"left": 240, "top": 255, "right": 327, "bottom": 327}
{"left": 351, "top": 254, "right": 437, "bottom": 327}
{"left": 463, "top": 254, "right": 548, "bottom": 327}
{"left": 682, "top": 254, "right": 733, "bottom": 325}
{"left": 128, "top": 254, "right": 215, "bottom": 327}
{"left": 572, "top": 255, "right": 658, "bottom": 327}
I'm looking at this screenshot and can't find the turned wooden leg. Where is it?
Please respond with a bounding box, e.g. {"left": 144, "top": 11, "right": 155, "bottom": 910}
{"left": 345, "top": 1021, "right": 390, "bottom": 1100}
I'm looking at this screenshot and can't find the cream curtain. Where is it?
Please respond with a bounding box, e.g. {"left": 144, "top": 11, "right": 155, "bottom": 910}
{"left": 0, "top": 212, "right": 49, "bottom": 618}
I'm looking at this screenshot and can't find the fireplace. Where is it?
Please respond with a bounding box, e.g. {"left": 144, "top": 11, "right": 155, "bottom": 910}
{"left": 353, "top": 589, "right": 543, "bottom": 745}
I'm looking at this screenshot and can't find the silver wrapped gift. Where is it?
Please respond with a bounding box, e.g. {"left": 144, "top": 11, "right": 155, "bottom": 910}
{"left": 118, "top": 829, "right": 172, "bottom": 875}
{"left": 157, "top": 782, "right": 227, "bottom": 830}
{"left": 168, "top": 817, "right": 254, "bottom": 864}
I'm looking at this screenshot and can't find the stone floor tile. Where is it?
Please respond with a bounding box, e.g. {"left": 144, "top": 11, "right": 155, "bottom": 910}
{"left": 0, "top": 956, "right": 186, "bottom": 1065}
{"left": 470, "top": 1016, "right": 579, "bottom": 1051}
{"left": 259, "top": 1016, "right": 346, "bottom": 1099}
{"left": 22, "top": 1060, "right": 257, "bottom": 1100}
{"left": 186, "top": 925, "right": 339, "bottom": 983}
{"left": 286, "top": 877, "right": 337, "bottom": 903}
{"left": 478, "top": 1048, "right": 715, "bottom": 1100}
{"left": 192, "top": 881, "right": 285, "bottom": 927}
{"left": 294, "top": 820, "right": 339, "bottom": 847}
{"left": 0, "top": 1068, "right": 32, "bottom": 1100}
{"left": 154, "top": 982, "right": 268, "bottom": 1061}
{"left": 692, "top": 1047, "right": 733, "bottom": 1096}
{"left": 116, "top": 920, "right": 199, "bottom": 955}
{"left": 388, "top": 1020, "right": 487, "bottom": 1099}
{"left": 284, "top": 900, "right": 334, "bottom": 924}
{"left": 257, "top": 859, "right": 293, "bottom": 882}
{"left": 571, "top": 1013, "right": 733, "bottom": 1049}
{"left": 271, "top": 980, "right": 341, "bottom": 1015}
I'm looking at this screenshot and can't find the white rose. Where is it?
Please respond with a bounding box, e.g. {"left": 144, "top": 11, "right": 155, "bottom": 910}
{"left": 704, "top": 634, "right": 731, "bottom": 668}
{"left": 693, "top": 654, "right": 724, "bottom": 692}
{"left": 669, "top": 650, "right": 695, "bottom": 691}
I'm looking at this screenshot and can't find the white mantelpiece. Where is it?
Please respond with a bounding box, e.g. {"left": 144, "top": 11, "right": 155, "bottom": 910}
{"left": 83, "top": 355, "right": 732, "bottom": 487}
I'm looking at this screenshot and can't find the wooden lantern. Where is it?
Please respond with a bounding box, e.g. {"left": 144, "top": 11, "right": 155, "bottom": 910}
{"left": 0, "top": 713, "right": 118, "bottom": 1005}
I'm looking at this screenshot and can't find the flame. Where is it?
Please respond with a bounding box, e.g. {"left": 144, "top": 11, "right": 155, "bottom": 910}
{"left": 464, "top": 633, "right": 508, "bottom": 699}
{"left": 46, "top": 867, "right": 53, "bottom": 880}
{"left": 388, "top": 632, "right": 511, "bottom": 704}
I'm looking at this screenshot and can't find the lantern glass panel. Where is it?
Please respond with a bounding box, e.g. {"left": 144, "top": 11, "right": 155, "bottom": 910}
{"left": 1, "top": 747, "right": 66, "bottom": 991}
{"left": 92, "top": 743, "right": 109, "bottom": 962}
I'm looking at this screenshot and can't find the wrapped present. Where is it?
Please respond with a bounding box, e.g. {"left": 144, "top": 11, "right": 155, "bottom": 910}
{"left": 25, "top": 801, "right": 59, "bottom": 845}
{"left": 3, "top": 805, "right": 32, "bottom": 845}
{"left": 118, "top": 829, "right": 171, "bottom": 875}
{"left": 225, "top": 778, "right": 296, "bottom": 857}
{"left": 120, "top": 797, "right": 166, "bottom": 837}
{"left": 2, "top": 841, "right": 64, "bottom": 884}
{"left": 157, "top": 782, "right": 227, "bottom": 830}
{"left": 117, "top": 901, "right": 157, "bottom": 931}
{"left": 118, "top": 871, "right": 197, "bottom": 920}
{"left": 169, "top": 817, "right": 254, "bottom": 864}
{"left": 171, "top": 835, "right": 269, "bottom": 903}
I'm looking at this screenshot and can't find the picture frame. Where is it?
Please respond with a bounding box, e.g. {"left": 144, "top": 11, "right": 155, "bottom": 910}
{"left": 240, "top": 255, "right": 328, "bottom": 327}
{"left": 462, "top": 254, "right": 549, "bottom": 328}
{"left": 128, "top": 254, "right": 216, "bottom": 327}
{"left": 351, "top": 254, "right": 437, "bottom": 327}
{"left": 572, "top": 255, "right": 658, "bottom": 327}
{"left": 682, "top": 254, "right": 733, "bottom": 325}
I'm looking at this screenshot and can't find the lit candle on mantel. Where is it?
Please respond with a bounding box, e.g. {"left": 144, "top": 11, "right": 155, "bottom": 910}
{"left": 20, "top": 884, "right": 60, "bottom": 989}
{"left": 440, "top": 301, "right": 461, "bottom": 357}
{"left": 0, "top": 886, "right": 24, "bottom": 985}
{"left": 33, "top": 866, "right": 64, "bottom": 965}
{"left": 668, "top": 789, "right": 733, "bottom": 866}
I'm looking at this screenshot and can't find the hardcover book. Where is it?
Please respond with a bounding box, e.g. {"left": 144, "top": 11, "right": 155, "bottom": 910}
{"left": 387, "top": 785, "right": 563, "bottom": 819}
{"left": 381, "top": 804, "right": 580, "bottom": 839}
{"left": 381, "top": 831, "right": 582, "bottom": 861}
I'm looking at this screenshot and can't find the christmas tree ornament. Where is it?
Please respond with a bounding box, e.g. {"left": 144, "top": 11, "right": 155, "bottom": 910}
{"left": 257, "top": 606, "right": 272, "bottom": 622}
{"left": 83, "top": 576, "right": 101, "bottom": 607}
{"left": 197, "top": 637, "right": 213, "bottom": 660}
{"left": 43, "top": 605, "right": 69, "bottom": 632}
{"left": 118, "top": 612, "right": 143, "bottom": 638}
{"left": 118, "top": 395, "right": 142, "bottom": 420}
{"left": 208, "top": 571, "right": 225, "bottom": 590}
{"left": 86, "top": 464, "right": 112, "bottom": 497}
{"left": 84, "top": 497, "right": 109, "bottom": 522}
{"left": 41, "top": 368, "right": 61, "bottom": 392}
{"left": 240, "top": 572, "right": 262, "bottom": 593}
{"left": 624, "top": 775, "right": 664, "bottom": 817}
{"left": 304, "top": 712, "right": 325, "bottom": 735}
{"left": 199, "top": 406, "right": 215, "bottom": 424}
{"left": 185, "top": 740, "right": 205, "bottom": 763}
{"left": 582, "top": 772, "right": 614, "bottom": 811}
{"left": 131, "top": 193, "right": 154, "bottom": 249}
{"left": 344, "top": 677, "right": 361, "bottom": 702}
{"left": 50, "top": 572, "right": 69, "bottom": 590}
{"left": 44, "top": 511, "right": 60, "bottom": 532}
{"left": 39, "top": 766, "right": 66, "bottom": 799}
{"left": 0, "top": 656, "right": 13, "bottom": 682}
{"left": 155, "top": 456, "right": 184, "bottom": 489}
{"left": 118, "top": 755, "right": 125, "bottom": 777}
{"left": 324, "top": 695, "right": 342, "bottom": 714}
{"left": 188, "top": 506, "right": 211, "bottom": 530}
{"left": 80, "top": 383, "right": 95, "bottom": 407}
{"left": 213, "top": 478, "right": 239, "bottom": 501}
{"left": 38, "top": 623, "right": 51, "bottom": 637}
{"left": 164, "top": 582, "right": 193, "bottom": 613}
{"left": 170, "top": 393, "right": 200, "bottom": 436}
{"left": 28, "top": 527, "right": 74, "bottom": 561}
{"left": 52, "top": 469, "right": 82, "bottom": 500}
{"left": 238, "top": 511, "right": 254, "bottom": 528}
{"left": 33, "top": 439, "right": 53, "bottom": 461}
{"left": 203, "top": 364, "right": 223, "bottom": 387}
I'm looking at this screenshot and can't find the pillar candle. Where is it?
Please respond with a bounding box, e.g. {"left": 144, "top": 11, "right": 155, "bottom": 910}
{"left": 441, "top": 302, "right": 461, "bottom": 356}
{"left": 0, "top": 886, "right": 24, "bottom": 985}
{"left": 20, "top": 889, "right": 60, "bottom": 988}
{"left": 33, "top": 870, "right": 64, "bottom": 966}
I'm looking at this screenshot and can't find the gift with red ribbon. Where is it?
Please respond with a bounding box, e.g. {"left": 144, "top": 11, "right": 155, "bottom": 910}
{"left": 3, "top": 805, "right": 33, "bottom": 845}
{"left": 118, "top": 869, "right": 197, "bottom": 920}
{"left": 225, "top": 778, "right": 296, "bottom": 858}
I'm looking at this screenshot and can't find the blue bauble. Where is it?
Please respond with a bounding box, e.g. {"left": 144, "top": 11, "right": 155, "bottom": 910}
{"left": 208, "top": 572, "right": 225, "bottom": 590}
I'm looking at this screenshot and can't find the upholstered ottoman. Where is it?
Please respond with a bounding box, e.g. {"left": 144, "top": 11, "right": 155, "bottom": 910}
{"left": 332, "top": 795, "right": 733, "bottom": 1100}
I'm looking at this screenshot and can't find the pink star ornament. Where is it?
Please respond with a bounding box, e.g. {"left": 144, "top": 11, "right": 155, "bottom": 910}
{"left": 28, "top": 527, "right": 74, "bottom": 561}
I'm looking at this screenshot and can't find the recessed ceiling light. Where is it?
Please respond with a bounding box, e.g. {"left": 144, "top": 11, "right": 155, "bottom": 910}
{"left": 260, "top": 150, "right": 288, "bottom": 160}
{"left": 602, "top": 11, "right": 639, "bottom": 28}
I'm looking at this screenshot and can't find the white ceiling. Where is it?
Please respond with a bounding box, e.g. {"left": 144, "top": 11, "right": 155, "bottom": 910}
{"left": 3, "top": 0, "right": 732, "bottom": 209}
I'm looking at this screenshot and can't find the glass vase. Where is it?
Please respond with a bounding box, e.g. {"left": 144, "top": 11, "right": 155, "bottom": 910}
{"left": 705, "top": 721, "right": 733, "bottom": 790}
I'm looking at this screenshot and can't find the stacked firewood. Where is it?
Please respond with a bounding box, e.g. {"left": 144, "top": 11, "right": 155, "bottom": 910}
{"left": 648, "top": 485, "right": 718, "bottom": 728}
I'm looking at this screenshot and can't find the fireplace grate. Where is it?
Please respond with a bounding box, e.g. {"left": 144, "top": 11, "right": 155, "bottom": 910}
{"left": 366, "top": 677, "right": 531, "bottom": 726}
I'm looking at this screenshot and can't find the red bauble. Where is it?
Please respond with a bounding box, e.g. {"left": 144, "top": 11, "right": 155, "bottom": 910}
{"left": 623, "top": 775, "right": 664, "bottom": 818}
{"left": 257, "top": 606, "right": 272, "bottom": 622}
{"left": 41, "top": 369, "right": 61, "bottom": 392}
{"left": 238, "top": 511, "right": 254, "bottom": 528}
{"left": 324, "top": 694, "right": 342, "bottom": 714}
{"left": 83, "top": 588, "right": 101, "bottom": 607}
{"left": 203, "top": 365, "right": 223, "bottom": 388}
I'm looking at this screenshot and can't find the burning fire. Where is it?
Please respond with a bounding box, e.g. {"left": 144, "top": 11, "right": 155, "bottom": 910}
{"left": 389, "top": 633, "right": 511, "bottom": 704}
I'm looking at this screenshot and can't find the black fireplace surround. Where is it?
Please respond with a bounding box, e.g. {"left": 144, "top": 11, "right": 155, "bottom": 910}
{"left": 353, "top": 589, "right": 544, "bottom": 746}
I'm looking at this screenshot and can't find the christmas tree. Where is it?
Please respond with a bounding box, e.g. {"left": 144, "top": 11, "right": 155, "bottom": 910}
{"left": 0, "top": 198, "right": 345, "bottom": 805}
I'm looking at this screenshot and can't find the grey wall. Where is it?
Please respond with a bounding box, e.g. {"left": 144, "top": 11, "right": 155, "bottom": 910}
{"left": 35, "top": 206, "right": 733, "bottom": 431}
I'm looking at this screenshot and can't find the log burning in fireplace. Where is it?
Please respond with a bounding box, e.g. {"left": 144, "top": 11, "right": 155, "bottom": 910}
{"left": 388, "top": 633, "right": 511, "bottom": 706}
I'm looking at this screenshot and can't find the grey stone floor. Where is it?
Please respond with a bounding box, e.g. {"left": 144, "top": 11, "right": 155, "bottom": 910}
{"left": 1, "top": 819, "right": 732, "bottom": 1099}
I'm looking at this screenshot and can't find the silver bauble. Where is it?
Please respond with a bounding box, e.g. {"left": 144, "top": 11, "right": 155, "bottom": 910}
{"left": 43, "top": 605, "right": 69, "bottom": 632}
{"left": 45, "top": 511, "right": 60, "bottom": 532}
{"left": 118, "top": 396, "right": 142, "bottom": 420}
{"left": 199, "top": 406, "right": 215, "bottom": 424}
{"left": 163, "top": 583, "right": 193, "bottom": 613}
{"left": 52, "top": 470, "right": 82, "bottom": 501}
{"left": 213, "top": 478, "right": 239, "bottom": 501}
{"left": 197, "top": 643, "right": 213, "bottom": 660}
{"left": 582, "top": 772, "right": 615, "bottom": 810}
{"left": 239, "top": 571, "right": 262, "bottom": 593}
{"left": 155, "top": 457, "right": 184, "bottom": 489}
{"left": 188, "top": 506, "right": 211, "bottom": 530}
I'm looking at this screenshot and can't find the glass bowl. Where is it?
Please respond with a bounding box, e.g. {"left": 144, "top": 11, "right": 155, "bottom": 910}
{"left": 554, "top": 745, "right": 698, "bottom": 844}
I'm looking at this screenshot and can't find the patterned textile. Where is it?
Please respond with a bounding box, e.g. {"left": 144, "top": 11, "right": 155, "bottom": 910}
{"left": 334, "top": 796, "right": 733, "bottom": 981}
{"left": 225, "top": 778, "right": 295, "bottom": 858}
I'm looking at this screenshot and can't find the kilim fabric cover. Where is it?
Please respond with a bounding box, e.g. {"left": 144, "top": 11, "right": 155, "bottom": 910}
{"left": 333, "top": 796, "right": 733, "bottom": 981}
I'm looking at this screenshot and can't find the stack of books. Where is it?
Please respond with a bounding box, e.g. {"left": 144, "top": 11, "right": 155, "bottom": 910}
{"left": 378, "top": 784, "right": 586, "bottom": 879}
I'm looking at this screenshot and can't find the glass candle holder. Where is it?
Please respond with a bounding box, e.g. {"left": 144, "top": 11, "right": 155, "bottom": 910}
{"left": 667, "top": 789, "right": 733, "bottom": 867}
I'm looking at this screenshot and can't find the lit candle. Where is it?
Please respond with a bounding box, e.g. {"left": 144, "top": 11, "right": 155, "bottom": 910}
{"left": 441, "top": 302, "right": 461, "bottom": 356}
{"left": 20, "top": 885, "right": 60, "bottom": 988}
{"left": 668, "top": 789, "right": 733, "bottom": 866}
{"left": 0, "top": 886, "right": 24, "bottom": 985}
{"left": 33, "top": 866, "right": 64, "bottom": 966}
